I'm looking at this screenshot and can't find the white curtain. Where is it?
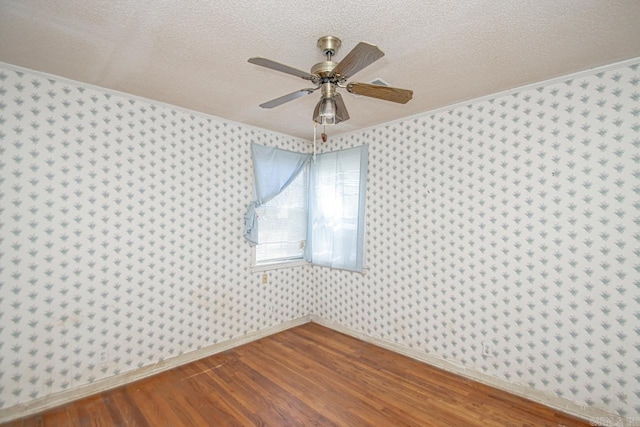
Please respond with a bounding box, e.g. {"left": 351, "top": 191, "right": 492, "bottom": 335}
{"left": 304, "top": 145, "right": 368, "bottom": 272}
{"left": 244, "top": 143, "right": 311, "bottom": 245}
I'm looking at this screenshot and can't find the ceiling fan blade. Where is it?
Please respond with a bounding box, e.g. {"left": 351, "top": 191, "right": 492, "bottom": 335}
{"left": 331, "top": 42, "right": 384, "bottom": 79}
{"left": 259, "top": 88, "right": 317, "bottom": 109}
{"left": 346, "top": 82, "right": 413, "bottom": 104}
{"left": 248, "top": 57, "right": 315, "bottom": 80}
{"left": 334, "top": 93, "right": 350, "bottom": 123}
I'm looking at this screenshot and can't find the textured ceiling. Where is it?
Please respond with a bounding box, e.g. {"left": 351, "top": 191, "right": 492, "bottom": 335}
{"left": 1, "top": 0, "right": 639, "bottom": 139}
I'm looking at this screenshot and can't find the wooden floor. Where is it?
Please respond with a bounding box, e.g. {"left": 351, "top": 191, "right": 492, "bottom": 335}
{"left": 3, "top": 323, "right": 590, "bottom": 426}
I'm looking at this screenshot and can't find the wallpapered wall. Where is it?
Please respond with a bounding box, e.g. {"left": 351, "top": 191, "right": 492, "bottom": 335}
{"left": 315, "top": 61, "right": 640, "bottom": 416}
{"left": 0, "top": 59, "right": 638, "bottom": 418}
{"left": 0, "top": 64, "right": 314, "bottom": 410}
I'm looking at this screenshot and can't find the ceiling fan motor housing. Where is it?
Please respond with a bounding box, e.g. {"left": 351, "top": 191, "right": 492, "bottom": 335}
{"left": 317, "top": 35, "right": 341, "bottom": 56}
{"left": 310, "top": 61, "right": 338, "bottom": 78}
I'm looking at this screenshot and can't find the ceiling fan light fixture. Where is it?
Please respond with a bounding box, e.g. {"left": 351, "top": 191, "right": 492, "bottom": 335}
{"left": 314, "top": 96, "right": 337, "bottom": 125}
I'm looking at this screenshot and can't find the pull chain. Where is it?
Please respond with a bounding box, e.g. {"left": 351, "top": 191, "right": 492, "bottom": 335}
{"left": 313, "top": 122, "right": 317, "bottom": 163}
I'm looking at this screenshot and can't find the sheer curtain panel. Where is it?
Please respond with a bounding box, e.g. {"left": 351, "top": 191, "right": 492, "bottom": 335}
{"left": 244, "top": 143, "right": 311, "bottom": 244}
{"left": 304, "top": 145, "right": 368, "bottom": 272}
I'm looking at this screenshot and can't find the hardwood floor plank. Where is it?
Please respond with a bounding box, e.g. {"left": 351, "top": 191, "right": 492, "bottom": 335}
{"left": 237, "top": 349, "right": 372, "bottom": 426}
{"left": 21, "top": 416, "right": 42, "bottom": 427}
{"left": 41, "top": 406, "right": 68, "bottom": 427}
{"left": 277, "top": 328, "right": 464, "bottom": 424}
{"left": 80, "top": 396, "right": 114, "bottom": 427}
{"left": 294, "top": 324, "right": 587, "bottom": 426}
{"left": 98, "top": 395, "right": 126, "bottom": 427}
{"left": 177, "top": 360, "right": 257, "bottom": 426}
{"left": 2, "top": 323, "right": 592, "bottom": 426}
{"left": 216, "top": 357, "right": 314, "bottom": 426}
{"left": 249, "top": 334, "right": 389, "bottom": 416}
{"left": 249, "top": 330, "right": 480, "bottom": 426}
{"left": 124, "top": 380, "right": 189, "bottom": 427}
{"left": 107, "top": 390, "right": 150, "bottom": 427}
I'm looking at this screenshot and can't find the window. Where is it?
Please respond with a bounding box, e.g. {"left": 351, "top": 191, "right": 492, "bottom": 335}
{"left": 246, "top": 144, "right": 368, "bottom": 272}
{"left": 255, "top": 165, "right": 308, "bottom": 266}
{"left": 305, "top": 146, "right": 367, "bottom": 271}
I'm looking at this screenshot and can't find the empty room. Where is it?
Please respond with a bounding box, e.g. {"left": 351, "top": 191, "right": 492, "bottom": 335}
{"left": 1, "top": 1, "right": 639, "bottom": 425}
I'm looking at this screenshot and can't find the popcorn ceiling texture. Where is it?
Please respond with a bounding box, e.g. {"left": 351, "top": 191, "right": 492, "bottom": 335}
{"left": 0, "top": 57, "right": 639, "bottom": 420}
{"left": 1, "top": 0, "right": 639, "bottom": 139}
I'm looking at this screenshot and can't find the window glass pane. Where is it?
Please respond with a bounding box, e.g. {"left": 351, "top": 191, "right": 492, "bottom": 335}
{"left": 306, "top": 146, "right": 367, "bottom": 271}
{"left": 255, "top": 166, "right": 308, "bottom": 264}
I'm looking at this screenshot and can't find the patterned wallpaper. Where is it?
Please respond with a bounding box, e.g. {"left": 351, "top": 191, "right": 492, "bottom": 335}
{"left": 0, "top": 64, "right": 313, "bottom": 410}
{"left": 1, "top": 58, "right": 638, "bottom": 419}
{"left": 315, "top": 61, "right": 640, "bottom": 416}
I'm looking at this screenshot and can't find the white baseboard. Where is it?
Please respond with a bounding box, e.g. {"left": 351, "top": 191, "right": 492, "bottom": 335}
{"left": 0, "top": 315, "right": 310, "bottom": 423}
{"left": 310, "top": 315, "right": 622, "bottom": 425}
{"left": 1, "top": 314, "right": 625, "bottom": 425}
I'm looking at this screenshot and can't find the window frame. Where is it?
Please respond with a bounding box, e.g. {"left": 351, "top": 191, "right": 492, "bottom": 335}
{"left": 247, "top": 144, "right": 368, "bottom": 273}
{"left": 250, "top": 246, "right": 307, "bottom": 272}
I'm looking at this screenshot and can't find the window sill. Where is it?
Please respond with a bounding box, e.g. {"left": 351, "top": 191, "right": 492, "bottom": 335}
{"left": 251, "top": 259, "right": 308, "bottom": 273}
{"left": 312, "top": 264, "right": 370, "bottom": 275}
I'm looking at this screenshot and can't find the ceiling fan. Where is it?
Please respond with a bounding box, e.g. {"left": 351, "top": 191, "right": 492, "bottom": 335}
{"left": 248, "top": 36, "right": 413, "bottom": 126}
